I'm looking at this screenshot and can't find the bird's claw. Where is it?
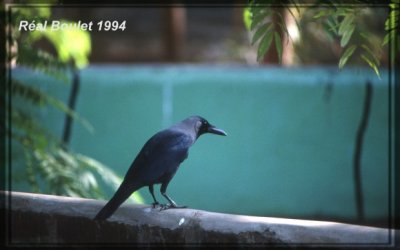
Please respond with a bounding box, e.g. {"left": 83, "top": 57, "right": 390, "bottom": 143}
{"left": 151, "top": 202, "right": 160, "bottom": 208}
{"left": 159, "top": 204, "right": 188, "bottom": 211}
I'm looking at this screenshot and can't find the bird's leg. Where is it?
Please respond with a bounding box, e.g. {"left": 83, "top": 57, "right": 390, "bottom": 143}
{"left": 148, "top": 185, "right": 159, "bottom": 208}
{"left": 159, "top": 182, "right": 187, "bottom": 211}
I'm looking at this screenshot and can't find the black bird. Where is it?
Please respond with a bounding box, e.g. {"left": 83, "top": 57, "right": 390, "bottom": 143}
{"left": 94, "top": 115, "right": 227, "bottom": 220}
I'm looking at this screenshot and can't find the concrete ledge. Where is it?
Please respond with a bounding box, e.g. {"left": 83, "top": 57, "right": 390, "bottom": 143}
{"left": 1, "top": 191, "right": 395, "bottom": 246}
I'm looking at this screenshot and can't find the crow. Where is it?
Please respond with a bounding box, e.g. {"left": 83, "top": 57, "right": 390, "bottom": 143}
{"left": 94, "top": 115, "right": 226, "bottom": 220}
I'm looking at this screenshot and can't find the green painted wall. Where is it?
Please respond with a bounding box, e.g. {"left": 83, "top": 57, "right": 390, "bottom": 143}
{"left": 12, "top": 65, "right": 390, "bottom": 223}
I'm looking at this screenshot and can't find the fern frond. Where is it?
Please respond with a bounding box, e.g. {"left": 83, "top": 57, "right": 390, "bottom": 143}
{"left": 17, "top": 44, "right": 70, "bottom": 82}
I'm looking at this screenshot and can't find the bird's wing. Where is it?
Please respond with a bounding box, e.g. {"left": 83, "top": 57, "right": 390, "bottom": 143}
{"left": 123, "top": 129, "right": 194, "bottom": 185}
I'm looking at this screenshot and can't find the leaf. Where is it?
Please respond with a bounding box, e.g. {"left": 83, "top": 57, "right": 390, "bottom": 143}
{"left": 250, "top": 9, "right": 271, "bottom": 30}
{"left": 250, "top": 4, "right": 263, "bottom": 17}
{"left": 131, "top": 192, "right": 146, "bottom": 204}
{"left": 339, "top": 45, "right": 357, "bottom": 69}
{"left": 9, "top": 5, "right": 109, "bottom": 201}
{"left": 243, "top": 7, "right": 252, "bottom": 31}
{"left": 257, "top": 30, "right": 274, "bottom": 61}
{"left": 361, "top": 44, "right": 380, "bottom": 66}
{"left": 325, "top": 17, "right": 338, "bottom": 35}
{"left": 361, "top": 54, "right": 381, "bottom": 78}
{"left": 11, "top": 79, "right": 94, "bottom": 134}
{"left": 274, "top": 31, "right": 283, "bottom": 64}
{"left": 313, "top": 9, "right": 329, "bottom": 19}
{"left": 11, "top": 79, "right": 47, "bottom": 106}
{"left": 335, "top": 7, "right": 350, "bottom": 17}
{"left": 359, "top": 32, "right": 370, "bottom": 41}
{"left": 338, "top": 14, "right": 355, "bottom": 36}
{"left": 30, "top": 20, "right": 92, "bottom": 69}
{"left": 80, "top": 171, "right": 98, "bottom": 190}
{"left": 77, "top": 154, "right": 145, "bottom": 204}
{"left": 389, "top": 3, "right": 400, "bottom": 10}
{"left": 46, "top": 95, "right": 94, "bottom": 134}
{"left": 275, "top": 10, "right": 293, "bottom": 43}
{"left": 383, "top": 4, "right": 400, "bottom": 45}
{"left": 340, "top": 24, "right": 355, "bottom": 47}
{"left": 252, "top": 23, "right": 272, "bottom": 45}
{"left": 276, "top": 21, "right": 292, "bottom": 44}
{"left": 382, "top": 33, "right": 390, "bottom": 46}
{"left": 17, "top": 45, "right": 69, "bottom": 82}
{"left": 384, "top": 17, "right": 390, "bottom": 31}
{"left": 276, "top": 11, "right": 289, "bottom": 34}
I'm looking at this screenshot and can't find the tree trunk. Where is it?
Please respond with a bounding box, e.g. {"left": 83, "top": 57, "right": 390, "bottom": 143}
{"left": 164, "top": 7, "right": 186, "bottom": 62}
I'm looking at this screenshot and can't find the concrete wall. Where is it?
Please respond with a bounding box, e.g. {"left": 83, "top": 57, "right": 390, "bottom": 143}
{"left": 3, "top": 191, "right": 394, "bottom": 246}
{"left": 11, "top": 65, "right": 391, "bottom": 224}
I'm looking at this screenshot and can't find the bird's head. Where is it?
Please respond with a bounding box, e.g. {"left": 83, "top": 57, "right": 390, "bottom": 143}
{"left": 190, "top": 116, "right": 227, "bottom": 138}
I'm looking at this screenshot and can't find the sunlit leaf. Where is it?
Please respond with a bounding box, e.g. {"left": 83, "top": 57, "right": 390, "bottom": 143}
{"left": 30, "top": 20, "right": 91, "bottom": 69}
{"left": 64, "top": 187, "right": 79, "bottom": 197}
{"left": 251, "top": 9, "right": 271, "bottom": 30}
{"left": 131, "top": 192, "right": 145, "bottom": 204}
{"left": 243, "top": 7, "right": 252, "bottom": 31}
{"left": 252, "top": 23, "right": 272, "bottom": 45}
{"left": 76, "top": 154, "right": 145, "bottom": 204}
{"left": 80, "top": 171, "right": 98, "bottom": 190}
{"left": 361, "top": 44, "right": 380, "bottom": 66}
{"left": 382, "top": 33, "right": 390, "bottom": 46}
{"left": 274, "top": 31, "right": 283, "bottom": 64}
{"left": 340, "top": 24, "right": 355, "bottom": 47}
{"left": 361, "top": 54, "right": 381, "bottom": 78}
{"left": 57, "top": 148, "right": 79, "bottom": 169}
{"left": 383, "top": 3, "right": 400, "bottom": 51}
{"left": 338, "top": 14, "right": 355, "bottom": 36}
{"left": 339, "top": 45, "right": 357, "bottom": 69}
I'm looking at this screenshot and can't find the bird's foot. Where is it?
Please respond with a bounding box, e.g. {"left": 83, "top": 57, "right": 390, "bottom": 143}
{"left": 151, "top": 202, "right": 160, "bottom": 208}
{"left": 159, "top": 203, "right": 188, "bottom": 211}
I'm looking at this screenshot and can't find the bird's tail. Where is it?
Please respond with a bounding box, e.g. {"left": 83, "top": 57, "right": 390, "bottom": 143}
{"left": 94, "top": 182, "right": 140, "bottom": 221}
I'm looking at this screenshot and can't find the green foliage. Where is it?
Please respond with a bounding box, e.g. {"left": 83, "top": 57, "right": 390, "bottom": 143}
{"left": 28, "top": 20, "right": 91, "bottom": 69}
{"left": 382, "top": 1, "right": 400, "bottom": 64}
{"left": 246, "top": 0, "right": 301, "bottom": 63}
{"left": 11, "top": 79, "right": 94, "bottom": 133}
{"left": 313, "top": 3, "right": 383, "bottom": 78}
{"left": 8, "top": 7, "right": 144, "bottom": 203}
{"left": 244, "top": 1, "right": 397, "bottom": 77}
{"left": 17, "top": 44, "right": 70, "bottom": 81}
{"left": 243, "top": 7, "right": 252, "bottom": 31}
{"left": 339, "top": 44, "right": 357, "bottom": 69}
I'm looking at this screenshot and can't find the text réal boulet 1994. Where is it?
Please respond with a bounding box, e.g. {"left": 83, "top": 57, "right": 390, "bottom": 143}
{"left": 19, "top": 20, "right": 126, "bottom": 32}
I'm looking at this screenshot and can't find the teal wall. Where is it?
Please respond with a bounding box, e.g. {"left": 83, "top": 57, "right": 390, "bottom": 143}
{"left": 12, "top": 65, "right": 390, "bottom": 222}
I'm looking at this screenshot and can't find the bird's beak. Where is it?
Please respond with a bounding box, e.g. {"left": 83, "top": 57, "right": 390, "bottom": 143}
{"left": 207, "top": 125, "right": 227, "bottom": 136}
